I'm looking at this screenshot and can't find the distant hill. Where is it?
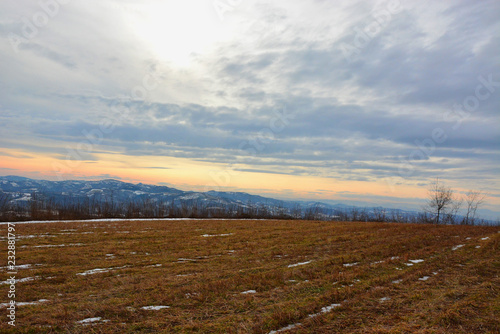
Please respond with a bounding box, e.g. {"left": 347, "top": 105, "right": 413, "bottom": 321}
{"left": 0, "top": 176, "right": 494, "bottom": 224}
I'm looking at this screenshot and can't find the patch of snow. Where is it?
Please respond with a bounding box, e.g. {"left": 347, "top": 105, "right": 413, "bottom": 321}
{"left": 76, "top": 317, "right": 109, "bottom": 324}
{"left": 288, "top": 260, "right": 313, "bottom": 268}
{"left": 379, "top": 297, "right": 391, "bottom": 302}
{"left": 481, "top": 237, "right": 490, "bottom": 241}
{"left": 179, "top": 193, "right": 202, "bottom": 200}
{"left": 475, "top": 246, "right": 481, "bottom": 249}
{"left": 76, "top": 266, "right": 127, "bottom": 276}
{"left": 0, "top": 264, "right": 32, "bottom": 270}
{"left": 343, "top": 262, "right": 359, "bottom": 267}
{"left": 308, "top": 303, "right": 341, "bottom": 318}
{"left": 0, "top": 218, "right": 256, "bottom": 225}
{"left": 17, "top": 234, "right": 56, "bottom": 239}
{"left": 77, "top": 268, "right": 110, "bottom": 276}
{"left": 268, "top": 323, "right": 302, "bottom": 334}
{"left": 418, "top": 276, "right": 430, "bottom": 281}
{"left": 392, "top": 279, "right": 402, "bottom": 284}
{"left": 241, "top": 290, "right": 257, "bottom": 294}
{"left": 141, "top": 305, "right": 170, "bottom": 310}
{"left": 201, "top": 233, "right": 233, "bottom": 237}
{"left": 177, "top": 258, "right": 197, "bottom": 263}
{"left": 0, "top": 299, "right": 48, "bottom": 308}
{"left": 452, "top": 244, "right": 464, "bottom": 251}
{"left": 0, "top": 276, "right": 38, "bottom": 285}
{"left": 408, "top": 259, "right": 424, "bottom": 264}
{"left": 26, "top": 243, "right": 84, "bottom": 248}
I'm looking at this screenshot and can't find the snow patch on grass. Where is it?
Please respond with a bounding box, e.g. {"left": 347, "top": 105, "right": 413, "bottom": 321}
{"left": 452, "top": 244, "right": 464, "bottom": 251}
{"left": 241, "top": 290, "right": 257, "bottom": 294}
{"left": 343, "top": 262, "right": 359, "bottom": 267}
{"left": 141, "top": 305, "right": 170, "bottom": 310}
{"left": 0, "top": 276, "right": 39, "bottom": 285}
{"left": 24, "top": 243, "right": 84, "bottom": 248}
{"left": 177, "top": 258, "right": 197, "bottom": 263}
{"left": 408, "top": 259, "right": 424, "bottom": 264}
{"left": 406, "top": 259, "right": 424, "bottom": 266}
{"left": 0, "top": 299, "right": 48, "bottom": 308}
{"left": 268, "top": 323, "right": 301, "bottom": 333}
{"left": 288, "top": 260, "right": 312, "bottom": 268}
{"left": 76, "top": 317, "right": 109, "bottom": 324}
{"left": 76, "top": 266, "right": 127, "bottom": 276}
{"left": 308, "top": 303, "right": 341, "bottom": 318}
{"left": 202, "top": 233, "right": 233, "bottom": 237}
{"left": 0, "top": 264, "right": 32, "bottom": 270}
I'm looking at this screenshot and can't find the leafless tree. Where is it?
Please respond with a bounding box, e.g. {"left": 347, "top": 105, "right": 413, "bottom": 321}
{"left": 462, "top": 190, "right": 486, "bottom": 225}
{"left": 0, "top": 191, "right": 11, "bottom": 219}
{"left": 373, "top": 207, "right": 386, "bottom": 222}
{"left": 424, "top": 178, "right": 455, "bottom": 224}
{"left": 443, "top": 196, "right": 462, "bottom": 224}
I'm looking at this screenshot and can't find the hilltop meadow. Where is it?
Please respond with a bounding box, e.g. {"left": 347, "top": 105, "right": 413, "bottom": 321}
{"left": 1, "top": 219, "right": 498, "bottom": 333}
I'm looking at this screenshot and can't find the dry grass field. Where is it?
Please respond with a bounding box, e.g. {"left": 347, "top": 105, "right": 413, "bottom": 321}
{"left": 0, "top": 219, "right": 498, "bottom": 333}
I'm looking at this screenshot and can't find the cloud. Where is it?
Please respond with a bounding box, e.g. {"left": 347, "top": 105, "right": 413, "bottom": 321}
{"left": 0, "top": 0, "right": 498, "bottom": 206}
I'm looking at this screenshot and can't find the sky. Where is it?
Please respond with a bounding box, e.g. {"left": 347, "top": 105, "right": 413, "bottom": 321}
{"left": 0, "top": 0, "right": 499, "bottom": 216}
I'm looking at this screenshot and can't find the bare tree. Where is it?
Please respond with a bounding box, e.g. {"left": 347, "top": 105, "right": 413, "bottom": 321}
{"left": 462, "top": 190, "right": 486, "bottom": 225}
{"left": 0, "top": 191, "right": 11, "bottom": 219}
{"left": 443, "top": 196, "right": 462, "bottom": 225}
{"left": 424, "top": 178, "right": 455, "bottom": 224}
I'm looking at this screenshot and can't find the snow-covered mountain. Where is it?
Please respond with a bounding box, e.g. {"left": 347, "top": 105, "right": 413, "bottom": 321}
{"left": 0, "top": 175, "right": 436, "bottom": 222}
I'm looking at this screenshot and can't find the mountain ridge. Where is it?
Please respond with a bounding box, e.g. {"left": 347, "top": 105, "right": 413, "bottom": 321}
{"left": 0, "top": 175, "right": 496, "bottom": 224}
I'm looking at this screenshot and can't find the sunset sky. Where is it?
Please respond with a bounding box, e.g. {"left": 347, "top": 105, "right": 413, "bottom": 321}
{"left": 0, "top": 1, "right": 499, "bottom": 216}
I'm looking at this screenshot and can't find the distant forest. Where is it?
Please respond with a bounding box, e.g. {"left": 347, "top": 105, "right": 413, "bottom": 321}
{"left": 0, "top": 190, "right": 495, "bottom": 225}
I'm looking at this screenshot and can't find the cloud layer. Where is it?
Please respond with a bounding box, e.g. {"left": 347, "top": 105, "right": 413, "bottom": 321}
{"left": 0, "top": 0, "right": 499, "bottom": 211}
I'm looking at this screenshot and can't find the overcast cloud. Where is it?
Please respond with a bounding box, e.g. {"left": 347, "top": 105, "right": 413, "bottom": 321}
{"left": 0, "top": 0, "right": 499, "bottom": 212}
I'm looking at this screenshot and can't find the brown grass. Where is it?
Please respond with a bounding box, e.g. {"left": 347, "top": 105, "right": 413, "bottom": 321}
{"left": 0, "top": 220, "right": 498, "bottom": 333}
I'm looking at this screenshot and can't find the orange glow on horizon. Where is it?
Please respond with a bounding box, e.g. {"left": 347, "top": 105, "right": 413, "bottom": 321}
{"left": 1, "top": 148, "right": 499, "bottom": 208}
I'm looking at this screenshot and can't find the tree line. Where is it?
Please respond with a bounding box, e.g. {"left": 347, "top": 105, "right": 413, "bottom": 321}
{"left": 423, "top": 178, "right": 488, "bottom": 225}
{"left": 0, "top": 182, "right": 495, "bottom": 225}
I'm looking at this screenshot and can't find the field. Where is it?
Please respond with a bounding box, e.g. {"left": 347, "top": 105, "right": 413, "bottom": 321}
{"left": 1, "top": 219, "right": 499, "bottom": 333}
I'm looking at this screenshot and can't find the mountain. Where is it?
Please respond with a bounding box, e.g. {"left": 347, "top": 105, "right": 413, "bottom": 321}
{"left": 0, "top": 175, "right": 494, "bottom": 224}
